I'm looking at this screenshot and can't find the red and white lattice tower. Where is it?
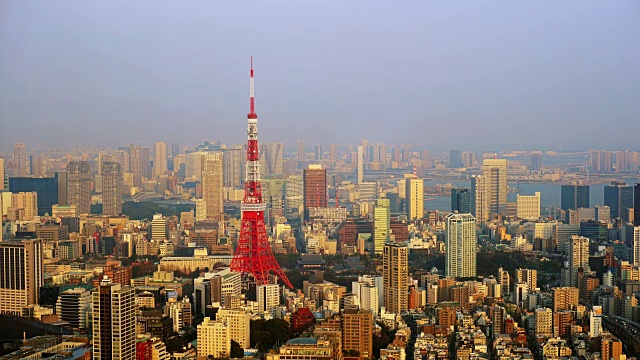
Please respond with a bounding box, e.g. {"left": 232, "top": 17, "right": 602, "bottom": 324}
{"left": 229, "top": 58, "right": 293, "bottom": 288}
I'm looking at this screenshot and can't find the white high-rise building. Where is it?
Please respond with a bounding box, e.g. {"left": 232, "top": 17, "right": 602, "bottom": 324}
{"left": 516, "top": 192, "right": 541, "bottom": 220}
{"left": 150, "top": 214, "right": 168, "bottom": 240}
{"left": 352, "top": 280, "right": 380, "bottom": 316}
{"left": 514, "top": 282, "right": 529, "bottom": 305}
{"left": 358, "top": 274, "right": 383, "bottom": 306}
{"left": 154, "top": 142, "right": 167, "bottom": 177}
{"left": 445, "top": 213, "right": 477, "bottom": 278}
{"left": 216, "top": 308, "right": 250, "bottom": 348}
{"left": 482, "top": 158, "right": 508, "bottom": 216}
{"left": 197, "top": 317, "right": 230, "bottom": 359}
{"left": 92, "top": 279, "right": 135, "bottom": 360}
{"left": 257, "top": 284, "right": 280, "bottom": 318}
{"left": 568, "top": 235, "right": 590, "bottom": 287}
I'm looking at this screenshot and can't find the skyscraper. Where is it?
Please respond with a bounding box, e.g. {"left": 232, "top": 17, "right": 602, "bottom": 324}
{"left": 259, "top": 143, "right": 284, "bottom": 175}
{"left": 635, "top": 184, "right": 640, "bottom": 226}
{"left": 632, "top": 226, "right": 640, "bottom": 267}
{"left": 128, "top": 144, "right": 142, "bottom": 188}
{"left": 101, "top": 162, "right": 122, "bottom": 216}
{"left": 445, "top": 213, "right": 477, "bottom": 278}
{"left": 257, "top": 284, "right": 280, "bottom": 318}
{"left": 383, "top": 243, "right": 408, "bottom": 314}
{"left": 13, "top": 143, "right": 27, "bottom": 176}
{"left": 604, "top": 181, "right": 633, "bottom": 221}
{"left": 568, "top": 235, "right": 590, "bottom": 287}
{"left": 314, "top": 144, "right": 323, "bottom": 162}
{"left": 0, "top": 157, "right": 4, "bottom": 190}
{"left": 66, "top": 161, "right": 91, "bottom": 215}
{"left": 201, "top": 152, "right": 224, "bottom": 219}
{"left": 297, "top": 140, "right": 305, "bottom": 162}
{"left": 373, "top": 198, "right": 390, "bottom": 254}
{"left": 0, "top": 239, "right": 43, "bottom": 315}
{"left": 154, "top": 141, "right": 167, "bottom": 177}
{"left": 303, "top": 164, "right": 327, "bottom": 220}
{"left": 560, "top": 183, "right": 590, "bottom": 211}
{"left": 329, "top": 144, "right": 338, "bottom": 162}
{"left": 471, "top": 175, "right": 488, "bottom": 223}
{"left": 171, "top": 143, "right": 181, "bottom": 158}
{"left": 482, "top": 158, "right": 508, "bottom": 216}
{"left": 357, "top": 145, "right": 364, "bottom": 184}
{"left": 405, "top": 176, "right": 424, "bottom": 220}
{"left": 92, "top": 279, "right": 135, "bottom": 360}
{"left": 451, "top": 188, "right": 471, "bottom": 213}
{"left": 449, "top": 150, "right": 463, "bottom": 168}
{"left": 222, "top": 147, "right": 244, "bottom": 189}
{"left": 530, "top": 153, "right": 542, "bottom": 170}
{"left": 8, "top": 176, "right": 59, "bottom": 216}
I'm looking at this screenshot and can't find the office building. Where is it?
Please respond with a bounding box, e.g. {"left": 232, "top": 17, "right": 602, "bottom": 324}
{"left": 451, "top": 188, "right": 471, "bottom": 213}
{"left": 56, "top": 288, "right": 91, "bottom": 330}
{"left": 257, "top": 284, "right": 280, "bottom": 318}
{"left": 383, "top": 243, "right": 408, "bottom": 314}
{"left": 471, "top": 175, "right": 489, "bottom": 223}
{"left": 303, "top": 165, "right": 327, "bottom": 220}
{"left": 357, "top": 145, "right": 364, "bottom": 184}
{"left": 342, "top": 307, "right": 373, "bottom": 360}
{"left": 633, "top": 226, "right": 640, "bottom": 267}
{"left": 285, "top": 174, "right": 304, "bottom": 214}
{"left": 198, "top": 317, "right": 230, "bottom": 358}
{"left": 154, "top": 142, "right": 167, "bottom": 177}
{"left": 515, "top": 269, "right": 537, "bottom": 293}
{"left": 150, "top": 214, "right": 168, "bottom": 240}
{"left": 201, "top": 152, "right": 224, "bottom": 219}
{"left": 530, "top": 153, "right": 542, "bottom": 170}
{"left": 0, "top": 239, "right": 43, "bottom": 316}
{"left": 482, "top": 158, "right": 508, "bottom": 216}
{"left": 405, "top": 176, "right": 424, "bottom": 220}
{"left": 373, "top": 198, "right": 390, "bottom": 254}
{"left": 101, "top": 162, "right": 122, "bottom": 216}
{"left": 297, "top": 140, "right": 305, "bottom": 162}
{"left": 8, "top": 176, "right": 58, "bottom": 216}
{"left": 516, "top": 192, "right": 541, "bottom": 220}
{"left": 222, "top": 147, "right": 244, "bottom": 189}
{"left": 216, "top": 308, "right": 250, "bottom": 348}
{"left": 445, "top": 213, "right": 477, "bottom": 278}
{"left": 604, "top": 181, "right": 634, "bottom": 221}
{"left": 449, "top": 150, "right": 463, "bottom": 168}
{"left": 568, "top": 235, "right": 590, "bottom": 287}
{"left": 66, "top": 161, "right": 91, "bottom": 215}
{"left": 13, "top": 143, "right": 27, "bottom": 176}
{"left": 553, "top": 287, "right": 579, "bottom": 311}
{"left": 260, "top": 143, "right": 284, "bottom": 175}
{"left": 314, "top": 144, "right": 323, "bottom": 162}
{"left": 0, "top": 157, "right": 4, "bottom": 190}
{"left": 128, "top": 144, "right": 143, "bottom": 188}
{"left": 498, "top": 267, "right": 510, "bottom": 297}
{"left": 560, "top": 183, "right": 590, "bottom": 211}
{"left": 635, "top": 184, "right": 640, "bottom": 226}
{"left": 92, "top": 279, "right": 136, "bottom": 360}
{"left": 10, "top": 192, "right": 38, "bottom": 221}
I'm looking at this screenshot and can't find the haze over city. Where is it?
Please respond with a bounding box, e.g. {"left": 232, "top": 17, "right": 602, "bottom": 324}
{"left": 1, "top": 1, "right": 639, "bottom": 150}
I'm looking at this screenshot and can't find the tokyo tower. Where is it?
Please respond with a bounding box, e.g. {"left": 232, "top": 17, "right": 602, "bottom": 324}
{"left": 229, "top": 58, "right": 293, "bottom": 289}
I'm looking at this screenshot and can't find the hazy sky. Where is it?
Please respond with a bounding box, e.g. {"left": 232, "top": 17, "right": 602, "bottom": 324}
{"left": 1, "top": 1, "right": 639, "bottom": 151}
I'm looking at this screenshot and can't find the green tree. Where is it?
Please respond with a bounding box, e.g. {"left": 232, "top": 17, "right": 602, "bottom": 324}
{"left": 230, "top": 340, "right": 244, "bottom": 358}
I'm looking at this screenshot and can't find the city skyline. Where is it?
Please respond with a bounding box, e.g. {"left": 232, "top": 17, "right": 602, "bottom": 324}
{"left": 2, "top": 1, "right": 639, "bottom": 150}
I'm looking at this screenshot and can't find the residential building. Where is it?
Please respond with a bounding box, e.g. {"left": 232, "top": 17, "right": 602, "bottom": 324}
{"left": 373, "top": 198, "right": 390, "bottom": 255}
{"left": 197, "top": 317, "right": 230, "bottom": 358}
{"left": 383, "top": 243, "right": 408, "bottom": 314}
{"left": 92, "top": 279, "right": 136, "bottom": 360}
{"left": 66, "top": 161, "right": 91, "bottom": 215}
{"left": 216, "top": 308, "right": 250, "bottom": 348}
{"left": 102, "top": 162, "right": 122, "bottom": 216}
{"left": 445, "top": 213, "right": 477, "bottom": 278}
{"left": 342, "top": 307, "right": 373, "bottom": 359}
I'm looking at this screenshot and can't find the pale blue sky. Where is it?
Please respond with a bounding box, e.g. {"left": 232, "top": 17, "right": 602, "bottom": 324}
{"left": 1, "top": 1, "right": 639, "bottom": 151}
